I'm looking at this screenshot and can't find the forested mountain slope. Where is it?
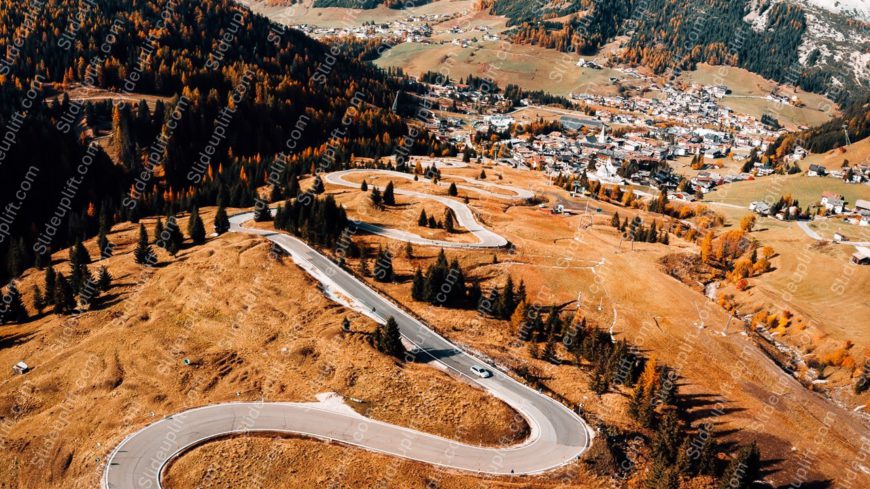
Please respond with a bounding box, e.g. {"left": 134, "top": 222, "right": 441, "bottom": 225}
{"left": 483, "top": 0, "right": 868, "bottom": 105}
{"left": 312, "top": 0, "right": 433, "bottom": 9}
{"left": 0, "top": 0, "right": 447, "bottom": 284}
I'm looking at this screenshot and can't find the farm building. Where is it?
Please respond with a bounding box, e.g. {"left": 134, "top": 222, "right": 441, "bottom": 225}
{"left": 851, "top": 247, "right": 870, "bottom": 265}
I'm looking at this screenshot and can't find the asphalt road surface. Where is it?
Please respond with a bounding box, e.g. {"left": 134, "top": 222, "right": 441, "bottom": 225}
{"left": 325, "top": 169, "right": 533, "bottom": 248}
{"left": 101, "top": 208, "right": 592, "bottom": 489}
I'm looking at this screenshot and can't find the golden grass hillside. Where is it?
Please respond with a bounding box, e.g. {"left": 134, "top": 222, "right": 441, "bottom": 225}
{"left": 0, "top": 209, "right": 525, "bottom": 488}
{"left": 164, "top": 433, "right": 608, "bottom": 489}
{"left": 319, "top": 162, "right": 870, "bottom": 487}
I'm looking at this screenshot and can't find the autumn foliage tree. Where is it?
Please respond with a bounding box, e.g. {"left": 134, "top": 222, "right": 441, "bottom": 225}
{"left": 739, "top": 214, "right": 757, "bottom": 232}
{"left": 373, "top": 316, "right": 405, "bottom": 359}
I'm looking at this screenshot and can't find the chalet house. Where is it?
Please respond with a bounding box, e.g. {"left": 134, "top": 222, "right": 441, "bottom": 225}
{"left": 704, "top": 146, "right": 726, "bottom": 159}
{"left": 669, "top": 191, "right": 695, "bottom": 201}
{"left": 820, "top": 192, "right": 846, "bottom": 214}
{"left": 807, "top": 164, "right": 827, "bottom": 177}
{"left": 731, "top": 146, "right": 754, "bottom": 161}
{"left": 788, "top": 146, "right": 808, "bottom": 162}
{"left": 13, "top": 361, "right": 29, "bottom": 375}
{"left": 756, "top": 164, "right": 775, "bottom": 176}
{"left": 749, "top": 201, "right": 772, "bottom": 215}
{"left": 851, "top": 200, "right": 870, "bottom": 226}
{"left": 851, "top": 247, "right": 870, "bottom": 265}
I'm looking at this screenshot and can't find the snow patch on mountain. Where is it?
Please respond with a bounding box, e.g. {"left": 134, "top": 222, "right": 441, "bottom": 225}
{"left": 799, "top": 0, "right": 869, "bottom": 20}
{"left": 789, "top": 0, "right": 870, "bottom": 96}
{"left": 743, "top": 2, "right": 772, "bottom": 32}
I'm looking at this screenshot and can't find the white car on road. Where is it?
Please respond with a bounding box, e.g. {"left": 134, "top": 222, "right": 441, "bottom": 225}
{"left": 470, "top": 365, "right": 492, "bottom": 378}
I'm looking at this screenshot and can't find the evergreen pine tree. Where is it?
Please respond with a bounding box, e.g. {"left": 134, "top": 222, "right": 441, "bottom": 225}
{"left": 468, "top": 282, "right": 482, "bottom": 307}
{"left": 377, "top": 316, "right": 405, "bottom": 358}
{"left": 436, "top": 247, "right": 447, "bottom": 266}
{"left": 154, "top": 217, "right": 165, "bottom": 247}
{"left": 98, "top": 229, "right": 113, "bottom": 259}
{"left": 30, "top": 285, "right": 45, "bottom": 314}
{"left": 53, "top": 273, "right": 75, "bottom": 314}
{"left": 134, "top": 224, "right": 156, "bottom": 265}
{"left": 370, "top": 187, "right": 382, "bottom": 209}
{"left": 675, "top": 437, "right": 693, "bottom": 476}
{"left": 68, "top": 240, "right": 88, "bottom": 293}
{"left": 528, "top": 341, "right": 540, "bottom": 359}
{"left": 717, "top": 443, "right": 760, "bottom": 489}
{"left": 444, "top": 209, "right": 455, "bottom": 233}
{"left": 6, "top": 238, "right": 28, "bottom": 277}
{"left": 446, "top": 259, "right": 467, "bottom": 306}
{"left": 214, "top": 206, "right": 230, "bottom": 235}
{"left": 482, "top": 287, "right": 500, "bottom": 317}
{"left": 77, "top": 267, "right": 98, "bottom": 307}
{"left": 383, "top": 181, "right": 395, "bottom": 205}
{"left": 590, "top": 361, "right": 609, "bottom": 394}
{"left": 448, "top": 182, "right": 458, "bottom": 196}
{"left": 360, "top": 179, "right": 368, "bottom": 191}
{"left": 44, "top": 266, "right": 56, "bottom": 305}
{"left": 165, "top": 217, "right": 184, "bottom": 255}
{"left": 404, "top": 241, "right": 413, "bottom": 259}
{"left": 311, "top": 175, "right": 324, "bottom": 194}
{"left": 98, "top": 266, "right": 112, "bottom": 291}
{"left": 189, "top": 207, "right": 206, "bottom": 244}
{"left": 1, "top": 282, "right": 27, "bottom": 324}
{"left": 498, "top": 275, "right": 516, "bottom": 319}
{"left": 287, "top": 174, "right": 300, "bottom": 198}
{"left": 652, "top": 409, "right": 684, "bottom": 465}
{"left": 187, "top": 206, "right": 198, "bottom": 236}
{"left": 98, "top": 205, "right": 113, "bottom": 259}
{"left": 417, "top": 209, "right": 428, "bottom": 226}
{"left": 254, "top": 200, "right": 272, "bottom": 222}
{"left": 542, "top": 335, "right": 557, "bottom": 363}
{"left": 359, "top": 256, "right": 370, "bottom": 277}
{"left": 411, "top": 268, "right": 425, "bottom": 300}
{"left": 269, "top": 184, "right": 283, "bottom": 203}
{"left": 373, "top": 247, "right": 394, "bottom": 283}
{"left": 70, "top": 262, "right": 89, "bottom": 295}
{"left": 34, "top": 250, "right": 50, "bottom": 269}
{"left": 644, "top": 463, "right": 680, "bottom": 489}
{"left": 694, "top": 428, "right": 718, "bottom": 476}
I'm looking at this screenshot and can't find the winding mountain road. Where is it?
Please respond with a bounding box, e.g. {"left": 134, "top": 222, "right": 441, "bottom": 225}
{"left": 101, "top": 175, "right": 592, "bottom": 489}
{"left": 325, "top": 168, "right": 533, "bottom": 248}
{"left": 796, "top": 220, "right": 870, "bottom": 246}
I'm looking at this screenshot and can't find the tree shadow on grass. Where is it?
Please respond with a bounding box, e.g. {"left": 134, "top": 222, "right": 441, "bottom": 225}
{"left": 774, "top": 481, "right": 831, "bottom": 489}
{"left": 0, "top": 331, "right": 35, "bottom": 351}
{"left": 675, "top": 391, "right": 747, "bottom": 425}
